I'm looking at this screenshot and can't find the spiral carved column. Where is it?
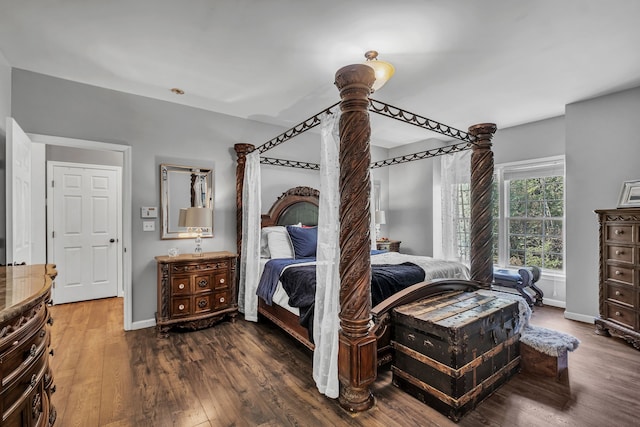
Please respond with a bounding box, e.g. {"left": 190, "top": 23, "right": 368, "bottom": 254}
{"left": 468, "top": 123, "right": 497, "bottom": 287}
{"left": 234, "top": 143, "right": 255, "bottom": 258}
{"left": 334, "top": 64, "right": 376, "bottom": 412}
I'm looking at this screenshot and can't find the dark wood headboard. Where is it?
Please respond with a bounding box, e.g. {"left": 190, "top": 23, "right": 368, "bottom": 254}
{"left": 261, "top": 186, "right": 319, "bottom": 227}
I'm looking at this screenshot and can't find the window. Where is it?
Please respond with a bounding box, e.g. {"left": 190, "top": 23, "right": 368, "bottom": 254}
{"left": 443, "top": 155, "right": 565, "bottom": 273}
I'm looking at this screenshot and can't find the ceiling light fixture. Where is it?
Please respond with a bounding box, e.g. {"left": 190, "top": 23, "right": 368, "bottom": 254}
{"left": 170, "top": 88, "right": 185, "bottom": 95}
{"left": 363, "top": 50, "right": 395, "bottom": 92}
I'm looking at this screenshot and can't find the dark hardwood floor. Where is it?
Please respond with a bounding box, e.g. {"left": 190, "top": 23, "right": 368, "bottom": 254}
{"left": 49, "top": 297, "right": 639, "bottom": 427}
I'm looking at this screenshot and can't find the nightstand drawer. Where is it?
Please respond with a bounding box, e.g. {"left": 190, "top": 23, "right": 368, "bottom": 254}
{"left": 194, "top": 274, "right": 213, "bottom": 293}
{"left": 194, "top": 295, "right": 212, "bottom": 314}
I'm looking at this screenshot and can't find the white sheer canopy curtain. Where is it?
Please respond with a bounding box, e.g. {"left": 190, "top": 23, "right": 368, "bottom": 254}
{"left": 441, "top": 150, "right": 471, "bottom": 264}
{"left": 313, "top": 107, "right": 341, "bottom": 398}
{"left": 238, "top": 150, "right": 261, "bottom": 321}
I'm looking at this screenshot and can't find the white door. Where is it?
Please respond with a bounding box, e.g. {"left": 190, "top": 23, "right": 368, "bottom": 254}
{"left": 49, "top": 163, "right": 120, "bottom": 304}
{"left": 6, "top": 118, "right": 32, "bottom": 265}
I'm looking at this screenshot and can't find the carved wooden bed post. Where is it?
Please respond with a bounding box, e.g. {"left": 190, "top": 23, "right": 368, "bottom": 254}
{"left": 234, "top": 143, "right": 255, "bottom": 258}
{"left": 334, "top": 63, "right": 376, "bottom": 412}
{"left": 468, "top": 123, "right": 497, "bottom": 287}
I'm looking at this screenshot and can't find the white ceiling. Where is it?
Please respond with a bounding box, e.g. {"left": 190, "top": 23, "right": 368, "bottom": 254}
{"left": 1, "top": 0, "right": 639, "bottom": 148}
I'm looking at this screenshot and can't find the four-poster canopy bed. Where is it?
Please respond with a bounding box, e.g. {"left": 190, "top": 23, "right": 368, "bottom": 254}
{"left": 235, "top": 63, "right": 497, "bottom": 412}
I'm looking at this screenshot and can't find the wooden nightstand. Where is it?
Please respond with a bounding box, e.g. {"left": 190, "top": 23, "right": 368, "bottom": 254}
{"left": 155, "top": 251, "right": 238, "bottom": 337}
{"left": 376, "top": 239, "right": 401, "bottom": 252}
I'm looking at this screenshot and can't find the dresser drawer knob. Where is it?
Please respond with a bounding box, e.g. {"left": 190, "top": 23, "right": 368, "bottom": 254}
{"left": 39, "top": 329, "right": 46, "bottom": 338}
{"left": 615, "top": 311, "right": 621, "bottom": 317}
{"left": 615, "top": 250, "right": 622, "bottom": 255}
{"left": 615, "top": 229, "right": 623, "bottom": 235}
{"left": 30, "top": 374, "right": 38, "bottom": 388}
{"left": 198, "top": 279, "right": 208, "bottom": 288}
{"left": 29, "top": 344, "right": 37, "bottom": 358}
{"left": 615, "top": 270, "right": 622, "bottom": 275}
{"left": 219, "top": 278, "right": 225, "bottom": 284}
{"left": 219, "top": 297, "right": 225, "bottom": 303}
{"left": 47, "top": 316, "right": 54, "bottom": 326}
{"left": 615, "top": 290, "right": 622, "bottom": 296}
{"left": 178, "top": 304, "right": 185, "bottom": 311}
{"left": 178, "top": 283, "right": 185, "bottom": 290}
{"left": 198, "top": 300, "right": 208, "bottom": 308}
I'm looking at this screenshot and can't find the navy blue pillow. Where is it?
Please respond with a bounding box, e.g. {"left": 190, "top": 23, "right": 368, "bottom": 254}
{"left": 286, "top": 225, "right": 318, "bottom": 258}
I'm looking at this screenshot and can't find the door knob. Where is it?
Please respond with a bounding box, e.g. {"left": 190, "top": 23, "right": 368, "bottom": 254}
{"left": 109, "top": 238, "right": 116, "bottom": 243}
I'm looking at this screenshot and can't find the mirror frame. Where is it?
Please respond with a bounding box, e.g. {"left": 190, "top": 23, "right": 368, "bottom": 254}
{"left": 160, "top": 163, "right": 214, "bottom": 239}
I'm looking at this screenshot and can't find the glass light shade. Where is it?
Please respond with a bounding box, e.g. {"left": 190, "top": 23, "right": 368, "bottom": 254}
{"left": 364, "top": 51, "right": 395, "bottom": 92}
{"left": 375, "top": 210, "right": 386, "bottom": 225}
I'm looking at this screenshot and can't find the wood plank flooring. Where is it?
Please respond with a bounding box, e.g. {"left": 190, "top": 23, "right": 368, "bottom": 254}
{"left": 49, "top": 298, "right": 640, "bottom": 427}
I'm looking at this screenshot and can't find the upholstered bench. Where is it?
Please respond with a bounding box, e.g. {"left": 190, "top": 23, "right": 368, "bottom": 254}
{"left": 519, "top": 325, "right": 580, "bottom": 378}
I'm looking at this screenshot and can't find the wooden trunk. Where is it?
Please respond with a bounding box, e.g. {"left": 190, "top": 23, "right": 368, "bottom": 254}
{"left": 391, "top": 291, "right": 521, "bottom": 422}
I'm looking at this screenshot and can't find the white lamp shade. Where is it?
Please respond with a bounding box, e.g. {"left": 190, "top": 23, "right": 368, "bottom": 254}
{"left": 178, "top": 208, "right": 188, "bottom": 227}
{"left": 375, "top": 210, "right": 386, "bottom": 225}
{"left": 184, "top": 207, "right": 212, "bottom": 229}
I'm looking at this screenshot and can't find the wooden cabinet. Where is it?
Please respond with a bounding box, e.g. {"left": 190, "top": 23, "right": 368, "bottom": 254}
{"left": 376, "top": 240, "right": 401, "bottom": 252}
{"left": 1, "top": 264, "right": 57, "bottom": 427}
{"left": 595, "top": 209, "right": 640, "bottom": 349}
{"left": 155, "top": 251, "right": 238, "bottom": 337}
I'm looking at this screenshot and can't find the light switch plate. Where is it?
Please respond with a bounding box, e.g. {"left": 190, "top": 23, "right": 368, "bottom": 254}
{"left": 143, "top": 221, "right": 155, "bottom": 231}
{"left": 141, "top": 207, "right": 158, "bottom": 218}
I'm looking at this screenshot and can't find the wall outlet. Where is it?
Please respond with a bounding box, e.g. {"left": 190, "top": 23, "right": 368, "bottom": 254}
{"left": 143, "top": 221, "right": 155, "bottom": 231}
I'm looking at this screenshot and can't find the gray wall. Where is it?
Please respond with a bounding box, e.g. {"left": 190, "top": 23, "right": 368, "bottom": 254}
{"left": 0, "top": 51, "right": 11, "bottom": 263}
{"left": 565, "top": 86, "right": 640, "bottom": 321}
{"left": 11, "top": 69, "right": 310, "bottom": 325}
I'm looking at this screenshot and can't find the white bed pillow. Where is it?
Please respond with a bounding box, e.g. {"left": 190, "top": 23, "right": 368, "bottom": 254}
{"left": 262, "top": 226, "right": 295, "bottom": 259}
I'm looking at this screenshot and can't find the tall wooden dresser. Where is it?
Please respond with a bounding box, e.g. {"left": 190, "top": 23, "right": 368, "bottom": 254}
{"left": 155, "top": 251, "right": 238, "bottom": 337}
{"left": 1, "top": 264, "right": 57, "bottom": 427}
{"left": 595, "top": 209, "right": 640, "bottom": 349}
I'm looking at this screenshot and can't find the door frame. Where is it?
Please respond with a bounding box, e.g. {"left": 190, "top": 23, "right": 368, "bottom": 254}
{"left": 47, "top": 161, "right": 123, "bottom": 302}
{"left": 29, "top": 133, "right": 133, "bottom": 331}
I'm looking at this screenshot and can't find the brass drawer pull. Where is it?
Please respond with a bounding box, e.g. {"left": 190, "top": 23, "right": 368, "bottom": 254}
{"left": 30, "top": 374, "right": 38, "bottom": 388}
{"left": 29, "top": 344, "right": 37, "bottom": 358}
{"left": 198, "top": 279, "right": 208, "bottom": 288}
{"left": 198, "top": 300, "right": 208, "bottom": 308}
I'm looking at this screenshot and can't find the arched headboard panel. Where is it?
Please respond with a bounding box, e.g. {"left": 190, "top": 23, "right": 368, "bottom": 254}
{"left": 261, "top": 186, "right": 320, "bottom": 227}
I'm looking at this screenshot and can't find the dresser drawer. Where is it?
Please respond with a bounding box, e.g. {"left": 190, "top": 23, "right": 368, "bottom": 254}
{"left": 194, "top": 274, "right": 214, "bottom": 293}
{"left": 213, "top": 271, "right": 229, "bottom": 290}
{"left": 606, "top": 224, "right": 634, "bottom": 243}
{"left": 194, "top": 295, "right": 212, "bottom": 314}
{"left": 213, "top": 291, "right": 230, "bottom": 309}
{"left": 171, "top": 276, "right": 191, "bottom": 295}
{"left": 606, "top": 264, "right": 634, "bottom": 285}
{"left": 604, "top": 302, "right": 636, "bottom": 330}
{"left": 2, "top": 350, "right": 47, "bottom": 421}
{"left": 605, "top": 282, "right": 635, "bottom": 307}
{"left": 607, "top": 245, "right": 634, "bottom": 264}
{"left": 171, "top": 298, "right": 191, "bottom": 317}
{"left": 1, "top": 326, "right": 49, "bottom": 390}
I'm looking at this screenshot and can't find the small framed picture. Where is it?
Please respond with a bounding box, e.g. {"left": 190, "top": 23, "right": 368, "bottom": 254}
{"left": 618, "top": 180, "right": 640, "bottom": 207}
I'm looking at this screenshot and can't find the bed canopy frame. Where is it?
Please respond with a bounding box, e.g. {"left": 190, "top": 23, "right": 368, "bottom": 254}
{"left": 235, "top": 64, "right": 496, "bottom": 412}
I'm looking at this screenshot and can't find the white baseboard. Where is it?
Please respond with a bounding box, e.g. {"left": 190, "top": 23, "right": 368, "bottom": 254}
{"left": 563, "top": 311, "right": 595, "bottom": 324}
{"left": 542, "top": 298, "right": 565, "bottom": 308}
{"left": 129, "top": 318, "right": 156, "bottom": 331}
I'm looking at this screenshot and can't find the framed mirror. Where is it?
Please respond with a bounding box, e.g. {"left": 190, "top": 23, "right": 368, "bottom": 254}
{"left": 160, "top": 163, "right": 214, "bottom": 239}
